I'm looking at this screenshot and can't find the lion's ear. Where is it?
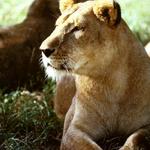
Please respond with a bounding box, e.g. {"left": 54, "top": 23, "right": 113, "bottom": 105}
{"left": 93, "top": 0, "right": 121, "bottom": 27}
{"left": 59, "top": 0, "right": 76, "bottom": 13}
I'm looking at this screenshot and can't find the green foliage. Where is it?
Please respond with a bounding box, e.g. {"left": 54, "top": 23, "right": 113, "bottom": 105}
{"left": 0, "top": 0, "right": 32, "bottom": 26}
{"left": 118, "top": 0, "right": 150, "bottom": 45}
{"left": 0, "top": 80, "right": 62, "bottom": 150}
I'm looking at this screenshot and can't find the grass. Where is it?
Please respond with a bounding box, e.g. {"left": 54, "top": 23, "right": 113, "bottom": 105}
{"left": 0, "top": 0, "right": 150, "bottom": 149}
{"left": 0, "top": 80, "right": 63, "bottom": 150}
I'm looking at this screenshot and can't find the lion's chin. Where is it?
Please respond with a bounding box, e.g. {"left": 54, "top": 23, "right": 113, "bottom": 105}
{"left": 45, "top": 65, "right": 71, "bottom": 81}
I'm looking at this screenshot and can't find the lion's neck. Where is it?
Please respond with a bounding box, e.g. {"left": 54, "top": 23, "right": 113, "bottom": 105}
{"left": 75, "top": 66, "right": 128, "bottom": 103}
{"left": 75, "top": 21, "right": 150, "bottom": 103}
{"left": 75, "top": 75, "right": 105, "bottom": 101}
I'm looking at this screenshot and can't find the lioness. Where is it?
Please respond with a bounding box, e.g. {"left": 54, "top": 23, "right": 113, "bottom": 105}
{"left": 40, "top": 0, "right": 150, "bottom": 149}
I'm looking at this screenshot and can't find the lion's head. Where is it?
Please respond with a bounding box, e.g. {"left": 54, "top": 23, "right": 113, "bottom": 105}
{"left": 40, "top": 0, "right": 122, "bottom": 78}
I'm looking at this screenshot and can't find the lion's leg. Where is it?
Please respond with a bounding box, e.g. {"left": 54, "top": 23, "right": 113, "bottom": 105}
{"left": 120, "top": 125, "right": 150, "bottom": 150}
{"left": 54, "top": 75, "right": 76, "bottom": 119}
{"left": 61, "top": 126, "right": 102, "bottom": 150}
{"left": 63, "top": 96, "right": 75, "bottom": 135}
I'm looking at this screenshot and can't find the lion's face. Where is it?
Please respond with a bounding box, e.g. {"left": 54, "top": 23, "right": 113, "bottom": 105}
{"left": 40, "top": 1, "right": 121, "bottom": 77}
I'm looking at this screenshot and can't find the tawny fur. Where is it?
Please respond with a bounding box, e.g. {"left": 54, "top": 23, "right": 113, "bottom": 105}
{"left": 59, "top": 0, "right": 87, "bottom": 13}
{"left": 40, "top": 0, "right": 150, "bottom": 149}
{"left": 54, "top": 75, "right": 76, "bottom": 119}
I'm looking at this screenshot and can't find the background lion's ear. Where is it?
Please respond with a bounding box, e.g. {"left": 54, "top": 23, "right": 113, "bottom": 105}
{"left": 59, "top": 0, "right": 76, "bottom": 13}
{"left": 93, "top": 0, "right": 121, "bottom": 27}
{"left": 59, "top": 0, "right": 87, "bottom": 13}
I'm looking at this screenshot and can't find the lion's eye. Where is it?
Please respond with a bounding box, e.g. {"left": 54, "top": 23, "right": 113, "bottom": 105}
{"left": 71, "top": 26, "right": 85, "bottom": 33}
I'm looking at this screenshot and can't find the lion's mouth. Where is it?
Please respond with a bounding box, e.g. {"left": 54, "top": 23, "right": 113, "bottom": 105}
{"left": 42, "top": 52, "right": 72, "bottom": 72}
{"left": 47, "top": 62, "right": 72, "bottom": 72}
{"left": 47, "top": 63, "right": 58, "bottom": 69}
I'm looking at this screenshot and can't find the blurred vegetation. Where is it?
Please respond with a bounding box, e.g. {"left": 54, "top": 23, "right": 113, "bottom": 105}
{"left": 0, "top": 0, "right": 33, "bottom": 26}
{"left": 0, "top": 0, "right": 150, "bottom": 149}
{"left": 118, "top": 0, "right": 150, "bottom": 45}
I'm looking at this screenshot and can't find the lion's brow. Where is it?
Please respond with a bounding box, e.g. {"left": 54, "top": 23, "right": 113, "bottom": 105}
{"left": 56, "top": 6, "right": 79, "bottom": 26}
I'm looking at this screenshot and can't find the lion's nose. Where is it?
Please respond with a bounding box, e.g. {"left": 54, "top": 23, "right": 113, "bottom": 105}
{"left": 41, "top": 48, "right": 55, "bottom": 57}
